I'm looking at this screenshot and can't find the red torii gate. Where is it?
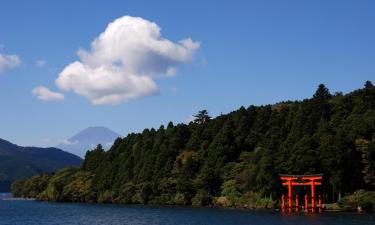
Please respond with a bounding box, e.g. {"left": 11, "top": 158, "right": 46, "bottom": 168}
{"left": 280, "top": 174, "right": 323, "bottom": 213}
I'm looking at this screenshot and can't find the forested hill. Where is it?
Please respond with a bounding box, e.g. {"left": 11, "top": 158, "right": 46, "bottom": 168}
{"left": 0, "top": 139, "right": 82, "bottom": 192}
{"left": 12, "top": 82, "right": 375, "bottom": 208}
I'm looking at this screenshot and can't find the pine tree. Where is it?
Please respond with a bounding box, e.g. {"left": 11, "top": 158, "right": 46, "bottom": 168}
{"left": 193, "top": 110, "right": 211, "bottom": 124}
{"left": 365, "top": 80, "right": 374, "bottom": 89}
{"left": 313, "top": 84, "right": 332, "bottom": 100}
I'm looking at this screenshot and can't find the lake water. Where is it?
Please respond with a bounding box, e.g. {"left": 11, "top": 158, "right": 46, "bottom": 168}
{"left": 0, "top": 199, "right": 374, "bottom": 225}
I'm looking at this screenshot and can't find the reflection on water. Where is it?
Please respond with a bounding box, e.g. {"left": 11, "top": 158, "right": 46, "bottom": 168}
{"left": 0, "top": 199, "right": 373, "bottom": 225}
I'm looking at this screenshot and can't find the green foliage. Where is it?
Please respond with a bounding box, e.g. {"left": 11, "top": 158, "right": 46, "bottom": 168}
{"left": 42, "top": 167, "right": 81, "bottom": 201}
{"left": 61, "top": 171, "right": 96, "bottom": 203}
{"left": 239, "top": 191, "right": 275, "bottom": 209}
{"left": 82, "top": 144, "right": 105, "bottom": 172}
{"left": 221, "top": 180, "right": 240, "bottom": 206}
{"left": 98, "top": 190, "right": 114, "bottom": 203}
{"left": 191, "top": 190, "right": 212, "bottom": 206}
{"left": 11, "top": 81, "right": 375, "bottom": 209}
{"left": 356, "top": 139, "right": 375, "bottom": 189}
{"left": 13, "top": 167, "right": 95, "bottom": 203}
{"left": 11, "top": 173, "right": 51, "bottom": 198}
{"left": 174, "top": 192, "right": 188, "bottom": 205}
{"left": 338, "top": 190, "right": 375, "bottom": 212}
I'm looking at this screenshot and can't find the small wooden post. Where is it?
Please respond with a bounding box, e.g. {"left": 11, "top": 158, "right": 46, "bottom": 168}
{"left": 295, "top": 194, "right": 299, "bottom": 212}
{"left": 281, "top": 194, "right": 285, "bottom": 212}
{"left": 304, "top": 194, "right": 309, "bottom": 213}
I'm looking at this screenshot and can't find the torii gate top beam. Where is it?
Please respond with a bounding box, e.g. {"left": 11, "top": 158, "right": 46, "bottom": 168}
{"left": 279, "top": 174, "right": 323, "bottom": 179}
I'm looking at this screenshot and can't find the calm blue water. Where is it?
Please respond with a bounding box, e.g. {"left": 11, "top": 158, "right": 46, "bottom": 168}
{"left": 0, "top": 199, "right": 374, "bottom": 225}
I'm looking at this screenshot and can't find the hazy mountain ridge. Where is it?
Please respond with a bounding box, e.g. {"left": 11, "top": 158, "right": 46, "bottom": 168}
{"left": 0, "top": 138, "right": 82, "bottom": 192}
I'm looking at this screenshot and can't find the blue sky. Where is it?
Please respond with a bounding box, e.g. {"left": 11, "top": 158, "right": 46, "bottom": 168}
{"left": 0, "top": 0, "right": 374, "bottom": 147}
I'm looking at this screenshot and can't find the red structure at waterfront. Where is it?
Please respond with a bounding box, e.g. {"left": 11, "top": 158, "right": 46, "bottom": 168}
{"left": 280, "top": 174, "right": 323, "bottom": 213}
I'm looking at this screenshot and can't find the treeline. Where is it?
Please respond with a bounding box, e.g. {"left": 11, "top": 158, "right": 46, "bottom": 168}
{"left": 12, "top": 82, "right": 375, "bottom": 209}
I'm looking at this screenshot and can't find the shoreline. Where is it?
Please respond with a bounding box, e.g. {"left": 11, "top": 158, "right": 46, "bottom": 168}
{"left": 14, "top": 198, "right": 366, "bottom": 213}
{"left": 1, "top": 197, "right": 35, "bottom": 201}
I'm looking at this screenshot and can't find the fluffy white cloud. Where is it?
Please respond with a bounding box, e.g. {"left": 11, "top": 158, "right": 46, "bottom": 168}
{"left": 55, "top": 16, "right": 200, "bottom": 105}
{"left": 35, "top": 60, "right": 46, "bottom": 67}
{"left": 32, "top": 86, "right": 64, "bottom": 101}
{"left": 0, "top": 53, "right": 21, "bottom": 73}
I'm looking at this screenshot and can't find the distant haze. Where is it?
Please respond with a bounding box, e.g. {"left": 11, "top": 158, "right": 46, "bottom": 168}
{"left": 56, "top": 127, "right": 122, "bottom": 158}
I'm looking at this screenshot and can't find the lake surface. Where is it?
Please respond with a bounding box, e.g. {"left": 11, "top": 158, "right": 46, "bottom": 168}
{"left": 0, "top": 199, "right": 374, "bottom": 225}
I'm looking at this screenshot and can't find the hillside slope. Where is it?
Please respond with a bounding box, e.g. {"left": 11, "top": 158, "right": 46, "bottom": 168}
{"left": 0, "top": 139, "right": 82, "bottom": 191}
{"left": 12, "top": 82, "right": 375, "bottom": 208}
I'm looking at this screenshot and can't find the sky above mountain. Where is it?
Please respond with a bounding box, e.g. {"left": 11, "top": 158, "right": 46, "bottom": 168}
{"left": 0, "top": 0, "right": 374, "bottom": 147}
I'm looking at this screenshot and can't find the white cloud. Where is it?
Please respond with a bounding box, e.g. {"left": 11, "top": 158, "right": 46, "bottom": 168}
{"left": 55, "top": 16, "right": 200, "bottom": 105}
{"left": 60, "top": 139, "right": 78, "bottom": 145}
{"left": 42, "top": 138, "right": 77, "bottom": 147}
{"left": 35, "top": 60, "right": 46, "bottom": 67}
{"left": 32, "top": 86, "right": 64, "bottom": 101}
{"left": 0, "top": 53, "right": 21, "bottom": 73}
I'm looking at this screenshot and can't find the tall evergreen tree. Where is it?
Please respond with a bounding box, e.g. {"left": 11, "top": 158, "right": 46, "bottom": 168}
{"left": 193, "top": 110, "right": 211, "bottom": 124}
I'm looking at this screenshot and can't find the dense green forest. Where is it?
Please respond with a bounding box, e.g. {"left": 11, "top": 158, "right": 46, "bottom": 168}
{"left": 12, "top": 82, "right": 375, "bottom": 210}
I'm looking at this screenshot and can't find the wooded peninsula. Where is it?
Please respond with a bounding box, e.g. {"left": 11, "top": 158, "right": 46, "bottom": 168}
{"left": 12, "top": 82, "right": 375, "bottom": 211}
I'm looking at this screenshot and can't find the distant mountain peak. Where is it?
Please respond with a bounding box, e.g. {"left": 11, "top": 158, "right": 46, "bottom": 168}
{"left": 56, "top": 126, "right": 122, "bottom": 158}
